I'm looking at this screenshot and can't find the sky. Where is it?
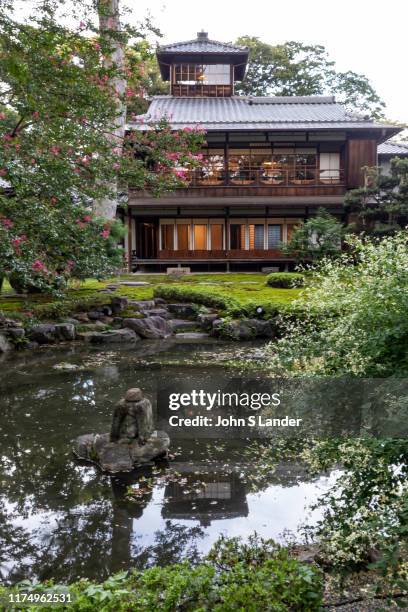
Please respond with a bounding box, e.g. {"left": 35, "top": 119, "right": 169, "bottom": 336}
{"left": 16, "top": 0, "right": 408, "bottom": 127}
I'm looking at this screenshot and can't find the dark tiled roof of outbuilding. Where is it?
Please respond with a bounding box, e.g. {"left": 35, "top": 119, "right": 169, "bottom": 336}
{"left": 129, "top": 95, "right": 398, "bottom": 133}
{"left": 158, "top": 34, "right": 248, "bottom": 55}
{"left": 378, "top": 141, "right": 408, "bottom": 156}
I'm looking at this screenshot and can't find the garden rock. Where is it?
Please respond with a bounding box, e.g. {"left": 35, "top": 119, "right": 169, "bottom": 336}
{"left": 123, "top": 316, "right": 172, "bottom": 339}
{"left": 0, "top": 333, "right": 12, "bottom": 353}
{"left": 54, "top": 323, "right": 76, "bottom": 341}
{"left": 4, "top": 327, "right": 25, "bottom": 340}
{"left": 111, "top": 296, "right": 128, "bottom": 314}
{"left": 29, "top": 324, "right": 57, "bottom": 344}
{"left": 88, "top": 310, "right": 104, "bottom": 321}
{"left": 119, "top": 281, "right": 150, "bottom": 287}
{"left": 89, "top": 329, "right": 139, "bottom": 344}
{"left": 197, "top": 313, "right": 220, "bottom": 328}
{"left": 212, "top": 318, "right": 276, "bottom": 340}
{"left": 167, "top": 303, "right": 196, "bottom": 318}
{"left": 130, "top": 300, "right": 156, "bottom": 311}
{"left": 170, "top": 319, "right": 199, "bottom": 332}
{"left": 143, "top": 308, "right": 170, "bottom": 319}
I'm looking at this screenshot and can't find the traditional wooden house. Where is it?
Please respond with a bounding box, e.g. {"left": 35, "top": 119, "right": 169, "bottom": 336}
{"left": 126, "top": 31, "right": 401, "bottom": 271}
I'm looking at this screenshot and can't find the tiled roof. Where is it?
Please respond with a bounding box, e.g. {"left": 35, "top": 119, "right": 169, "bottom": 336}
{"left": 158, "top": 34, "right": 247, "bottom": 55}
{"left": 378, "top": 141, "right": 408, "bottom": 156}
{"left": 129, "top": 96, "right": 396, "bottom": 132}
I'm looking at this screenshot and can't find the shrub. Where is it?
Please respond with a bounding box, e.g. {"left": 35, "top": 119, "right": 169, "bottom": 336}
{"left": 153, "top": 285, "right": 239, "bottom": 312}
{"left": 0, "top": 536, "right": 323, "bottom": 611}
{"left": 265, "top": 272, "right": 305, "bottom": 288}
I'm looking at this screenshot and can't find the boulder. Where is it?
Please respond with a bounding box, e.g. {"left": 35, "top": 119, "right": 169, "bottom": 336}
{"left": 54, "top": 323, "right": 76, "bottom": 341}
{"left": 167, "top": 303, "right": 196, "bottom": 318}
{"left": 154, "top": 297, "right": 167, "bottom": 306}
{"left": 111, "top": 296, "right": 128, "bottom": 314}
{"left": 88, "top": 310, "right": 104, "bottom": 321}
{"left": 212, "top": 318, "right": 276, "bottom": 340}
{"left": 74, "top": 430, "right": 170, "bottom": 472}
{"left": 143, "top": 308, "right": 171, "bottom": 319}
{"left": 123, "top": 316, "right": 172, "bottom": 339}
{"left": 0, "top": 333, "right": 12, "bottom": 353}
{"left": 4, "top": 327, "right": 25, "bottom": 340}
{"left": 75, "top": 313, "right": 90, "bottom": 323}
{"left": 29, "top": 324, "right": 57, "bottom": 344}
{"left": 197, "top": 313, "right": 220, "bottom": 328}
{"left": 89, "top": 329, "right": 140, "bottom": 344}
{"left": 170, "top": 319, "right": 199, "bottom": 332}
{"left": 130, "top": 300, "right": 156, "bottom": 311}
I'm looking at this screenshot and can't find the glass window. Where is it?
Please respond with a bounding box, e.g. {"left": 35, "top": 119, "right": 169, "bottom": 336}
{"left": 230, "top": 224, "right": 246, "bottom": 249}
{"left": 161, "top": 224, "right": 174, "bottom": 250}
{"left": 249, "top": 224, "right": 265, "bottom": 249}
{"left": 229, "top": 150, "right": 254, "bottom": 184}
{"left": 177, "top": 224, "right": 190, "bottom": 250}
{"left": 210, "top": 224, "right": 223, "bottom": 250}
{"left": 267, "top": 225, "right": 281, "bottom": 248}
{"left": 174, "top": 64, "right": 230, "bottom": 85}
{"left": 193, "top": 224, "right": 207, "bottom": 250}
{"left": 198, "top": 149, "right": 225, "bottom": 185}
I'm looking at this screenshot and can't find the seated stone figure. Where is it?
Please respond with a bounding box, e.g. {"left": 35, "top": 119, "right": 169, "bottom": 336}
{"left": 110, "top": 388, "right": 153, "bottom": 444}
{"left": 74, "top": 387, "right": 170, "bottom": 473}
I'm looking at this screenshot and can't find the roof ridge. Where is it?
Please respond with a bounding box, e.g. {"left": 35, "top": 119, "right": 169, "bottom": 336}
{"left": 158, "top": 37, "right": 248, "bottom": 52}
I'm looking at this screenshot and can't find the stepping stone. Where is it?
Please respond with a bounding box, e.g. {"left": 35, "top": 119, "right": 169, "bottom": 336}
{"left": 144, "top": 308, "right": 171, "bottom": 319}
{"left": 119, "top": 281, "right": 150, "bottom": 286}
{"left": 170, "top": 319, "right": 198, "bottom": 331}
{"left": 175, "top": 332, "right": 211, "bottom": 341}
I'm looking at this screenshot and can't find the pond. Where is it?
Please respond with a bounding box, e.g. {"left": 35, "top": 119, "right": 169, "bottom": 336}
{"left": 0, "top": 340, "right": 336, "bottom": 585}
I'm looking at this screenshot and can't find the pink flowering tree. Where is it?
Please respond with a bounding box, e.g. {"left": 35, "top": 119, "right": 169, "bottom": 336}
{"left": 0, "top": 0, "right": 205, "bottom": 294}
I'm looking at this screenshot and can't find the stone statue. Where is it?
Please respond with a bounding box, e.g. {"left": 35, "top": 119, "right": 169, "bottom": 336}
{"left": 110, "top": 388, "right": 154, "bottom": 444}
{"left": 74, "top": 387, "right": 170, "bottom": 473}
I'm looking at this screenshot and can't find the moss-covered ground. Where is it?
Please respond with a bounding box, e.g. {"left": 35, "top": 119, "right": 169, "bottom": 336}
{"left": 0, "top": 273, "right": 301, "bottom": 318}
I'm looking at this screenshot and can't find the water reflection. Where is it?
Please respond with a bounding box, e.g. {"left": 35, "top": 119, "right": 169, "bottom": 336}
{"left": 0, "top": 343, "right": 332, "bottom": 585}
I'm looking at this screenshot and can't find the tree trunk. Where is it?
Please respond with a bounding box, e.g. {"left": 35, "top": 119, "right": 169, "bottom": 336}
{"left": 94, "top": 0, "right": 127, "bottom": 220}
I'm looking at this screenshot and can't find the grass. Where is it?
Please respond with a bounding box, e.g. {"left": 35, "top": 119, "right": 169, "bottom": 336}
{"left": 0, "top": 273, "right": 301, "bottom": 319}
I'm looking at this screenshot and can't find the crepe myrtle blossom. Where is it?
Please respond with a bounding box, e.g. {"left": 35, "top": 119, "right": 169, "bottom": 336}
{"left": 31, "top": 259, "right": 48, "bottom": 273}
{"left": 100, "top": 229, "right": 110, "bottom": 238}
{"left": 1, "top": 218, "right": 13, "bottom": 229}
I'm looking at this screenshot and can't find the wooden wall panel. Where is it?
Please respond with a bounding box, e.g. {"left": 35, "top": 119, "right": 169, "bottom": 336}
{"left": 347, "top": 139, "right": 377, "bottom": 187}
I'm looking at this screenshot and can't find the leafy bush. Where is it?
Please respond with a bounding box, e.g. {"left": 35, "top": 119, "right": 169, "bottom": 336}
{"left": 269, "top": 233, "right": 408, "bottom": 376}
{"left": 153, "top": 285, "right": 240, "bottom": 312}
{"left": 265, "top": 272, "right": 305, "bottom": 288}
{"left": 0, "top": 536, "right": 322, "bottom": 611}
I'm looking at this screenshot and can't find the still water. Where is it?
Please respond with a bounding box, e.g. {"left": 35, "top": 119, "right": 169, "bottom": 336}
{"left": 0, "top": 340, "right": 335, "bottom": 585}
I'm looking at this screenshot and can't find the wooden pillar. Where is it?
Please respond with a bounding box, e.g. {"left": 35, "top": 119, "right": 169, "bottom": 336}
{"left": 127, "top": 214, "right": 132, "bottom": 273}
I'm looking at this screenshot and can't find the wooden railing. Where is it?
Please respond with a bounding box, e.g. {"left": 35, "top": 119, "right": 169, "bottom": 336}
{"left": 158, "top": 249, "right": 285, "bottom": 260}
{"left": 181, "top": 167, "right": 345, "bottom": 188}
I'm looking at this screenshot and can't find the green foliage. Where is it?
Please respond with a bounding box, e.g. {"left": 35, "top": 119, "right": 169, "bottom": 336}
{"left": 0, "top": 536, "right": 323, "bottom": 611}
{"left": 282, "top": 209, "right": 344, "bottom": 262}
{"left": 303, "top": 437, "right": 408, "bottom": 597}
{"left": 235, "top": 36, "right": 385, "bottom": 118}
{"left": 0, "top": 2, "right": 204, "bottom": 294}
{"left": 269, "top": 232, "right": 408, "bottom": 376}
{"left": 153, "top": 284, "right": 239, "bottom": 312}
{"left": 265, "top": 272, "right": 305, "bottom": 288}
{"left": 345, "top": 158, "right": 408, "bottom": 235}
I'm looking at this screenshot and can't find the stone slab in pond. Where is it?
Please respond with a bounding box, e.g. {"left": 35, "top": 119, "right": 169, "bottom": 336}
{"left": 175, "top": 332, "right": 211, "bottom": 341}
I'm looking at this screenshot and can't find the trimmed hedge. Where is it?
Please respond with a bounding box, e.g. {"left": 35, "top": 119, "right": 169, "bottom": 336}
{"left": 265, "top": 272, "right": 305, "bottom": 288}
{"left": 153, "top": 285, "right": 240, "bottom": 313}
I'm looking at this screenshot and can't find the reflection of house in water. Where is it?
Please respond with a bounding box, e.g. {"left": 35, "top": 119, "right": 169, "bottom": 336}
{"left": 162, "top": 462, "right": 248, "bottom": 527}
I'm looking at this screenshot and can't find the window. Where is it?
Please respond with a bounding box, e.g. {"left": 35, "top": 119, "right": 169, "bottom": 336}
{"left": 319, "top": 153, "right": 340, "bottom": 183}
{"left": 177, "top": 224, "right": 190, "bottom": 250}
{"left": 267, "top": 225, "right": 282, "bottom": 248}
{"left": 230, "top": 224, "right": 246, "bottom": 249}
{"left": 249, "top": 224, "right": 265, "bottom": 249}
{"left": 174, "top": 64, "right": 230, "bottom": 85}
{"left": 161, "top": 224, "right": 174, "bottom": 250}
{"left": 193, "top": 224, "right": 207, "bottom": 250}
{"left": 198, "top": 149, "right": 225, "bottom": 185}
{"left": 210, "top": 224, "right": 223, "bottom": 250}
{"left": 228, "top": 149, "right": 254, "bottom": 184}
